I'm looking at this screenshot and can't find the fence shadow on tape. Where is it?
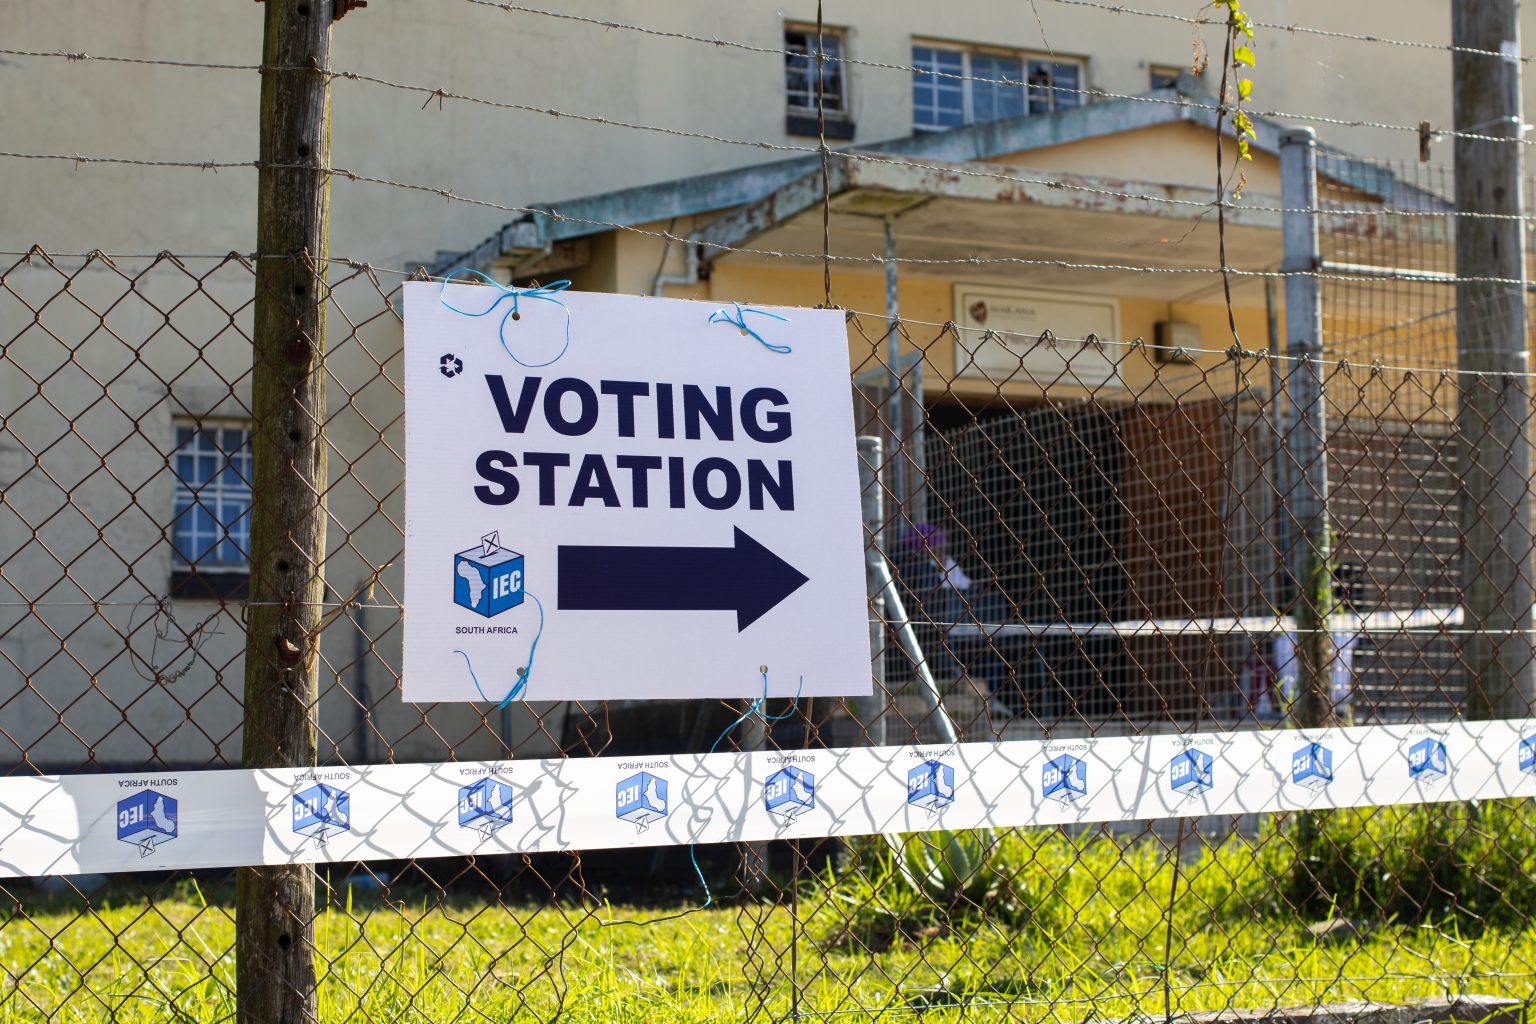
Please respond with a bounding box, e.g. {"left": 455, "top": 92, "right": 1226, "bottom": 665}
{"left": 59, "top": 770, "right": 268, "bottom": 878}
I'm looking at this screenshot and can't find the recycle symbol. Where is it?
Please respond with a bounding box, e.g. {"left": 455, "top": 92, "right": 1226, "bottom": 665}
{"left": 439, "top": 353, "right": 464, "bottom": 378}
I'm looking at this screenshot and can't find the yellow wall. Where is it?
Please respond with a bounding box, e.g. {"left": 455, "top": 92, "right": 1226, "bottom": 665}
{"left": 655, "top": 258, "right": 1274, "bottom": 409}
{"left": 571, "top": 216, "right": 1455, "bottom": 423}
{"left": 987, "top": 122, "right": 1284, "bottom": 197}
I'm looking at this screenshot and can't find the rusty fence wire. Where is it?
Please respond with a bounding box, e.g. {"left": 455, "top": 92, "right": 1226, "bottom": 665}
{"left": 4, "top": 239, "right": 1536, "bottom": 1024}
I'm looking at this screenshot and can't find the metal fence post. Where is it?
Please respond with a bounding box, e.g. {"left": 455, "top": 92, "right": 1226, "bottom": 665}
{"left": 858, "top": 436, "right": 889, "bottom": 746}
{"left": 236, "top": 1, "right": 333, "bottom": 1021}
{"left": 1453, "top": 0, "right": 1535, "bottom": 719}
{"left": 1279, "top": 127, "right": 1336, "bottom": 729}
{"left": 883, "top": 217, "right": 905, "bottom": 525}
{"left": 859, "top": 436, "right": 959, "bottom": 745}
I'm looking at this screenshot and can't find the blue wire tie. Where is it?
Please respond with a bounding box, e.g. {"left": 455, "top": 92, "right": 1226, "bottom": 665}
{"left": 439, "top": 267, "right": 572, "bottom": 368}
{"left": 707, "top": 302, "right": 792, "bottom": 354}
{"left": 689, "top": 669, "right": 805, "bottom": 907}
{"left": 453, "top": 592, "right": 545, "bottom": 707}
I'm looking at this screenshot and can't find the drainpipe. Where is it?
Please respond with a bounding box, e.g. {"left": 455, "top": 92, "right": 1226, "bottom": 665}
{"left": 653, "top": 241, "right": 700, "bottom": 296}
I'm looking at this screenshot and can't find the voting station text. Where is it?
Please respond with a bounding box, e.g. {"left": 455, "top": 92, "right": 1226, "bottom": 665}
{"left": 471, "top": 375, "right": 796, "bottom": 511}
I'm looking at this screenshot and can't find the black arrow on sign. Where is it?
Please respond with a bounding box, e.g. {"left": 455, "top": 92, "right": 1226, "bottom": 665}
{"left": 557, "top": 527, "right": 810, "bottom": 631}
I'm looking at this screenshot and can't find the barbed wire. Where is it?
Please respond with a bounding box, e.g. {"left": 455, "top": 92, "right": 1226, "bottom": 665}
{"left": 1041, "top": 0, "right": 1536, "bottom": 62}
{"left": 309, "top": 68, "right": 1535, "bottom": 209}
{"left": 461, "top": 0, "right": 1534, "bottom": 67}
{"left": 10, "top": 246, "right": 1536, "bottom": 381}
{"left": 444, "top": 1, "right": 1534, "bottom": 145}
{"left": 0, "top": 48, "right": 257, "bottom": 71}
{"left": 6, "top": 134, "right": 1534, "bottom": 227}
{"left": 0, "top": 166, "right": 1521, "bottom": 286}
{"left": 3, "top": 43, "right": 1529, "bottom": 164}
{"left": 0, "top": 150, "right": 250, "bottom": 171}
{"left": 313, "top": 59, "right": 1536, "bottom": 147}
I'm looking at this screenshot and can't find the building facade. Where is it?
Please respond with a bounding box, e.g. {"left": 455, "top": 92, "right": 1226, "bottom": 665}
{"left": 0, "top": 2, "right": 1514, "bottom": 768}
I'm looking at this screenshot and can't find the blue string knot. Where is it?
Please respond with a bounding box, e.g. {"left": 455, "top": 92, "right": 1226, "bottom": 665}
{"left": 690, "top": 669, "right": 805, "bottom": 907}
{"left": 452, "top": 592, "right": 545, "bottom": 707}
{"left": 708, "top": 302, "right": 792, "bottom": 354}
{"left": 439, "top": 267, "right": 572, "bottom": 368}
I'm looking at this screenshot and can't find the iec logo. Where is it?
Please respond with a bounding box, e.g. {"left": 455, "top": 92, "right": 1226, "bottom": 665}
{"left": 616, "top": 772, "right": 668, "bottom": 832}
{"left": 1519, "top": 734, "right": 1536, "bottom": 776}
{"left": 764, "top": 766, "right": 815, "bottom": 824}
{"left": 907, "top": 760, "right": 955, "bottom": 816}
{"left": 117, "top": 790, "right": 178, "bottom": 858}
{"left": 1168, "top": 749, "right": 1215, "bottom": 799}
{"left": 292, "top": 784, "right": 350, "bottom": 847}
{"left": 1042, "top": 754, "right": 1088, "bottom": 804}
{"left": 1291, "top": 743, "right": 1334, "bottom": 791}
{"left": 454, "top": 531, "right": 525, "bottom": 618}
{"left": 1408, "top": 738, "right": 1449, "bottom": 780}
{"left": 458, "top": 778, "right": 514, "bottom": 838}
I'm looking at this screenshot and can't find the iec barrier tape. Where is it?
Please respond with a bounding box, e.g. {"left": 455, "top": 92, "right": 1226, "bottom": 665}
{"left": 4, "top": 719, "right": 1535, "bottom": 878}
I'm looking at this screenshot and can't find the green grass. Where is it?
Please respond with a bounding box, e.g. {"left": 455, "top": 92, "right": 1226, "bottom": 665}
{"left": 5, "top": 809, "right": 1536, "bottom": 1023}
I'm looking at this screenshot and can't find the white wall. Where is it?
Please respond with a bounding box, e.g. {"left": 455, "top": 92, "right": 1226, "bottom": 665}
{"left": 0, "top": 1, "right": 1509, "bottom": 269}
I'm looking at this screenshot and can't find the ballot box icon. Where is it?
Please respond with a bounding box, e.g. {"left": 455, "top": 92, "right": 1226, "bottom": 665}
{"left": 765, "top": 766, "right": 815, "bottom": 824}
{"left": 1169, "top": 749, "right": 1214, "bottom": 799}
{"left": 293, "top": 784, "right": 350, "bottom": 846}
{"left": 1042, "top": 755, "right": 1088, "bottom": 804}
{"left": 458, "top": 778, "right": 514, "bottom": 837}
{"left": 907, "top": 760, "right": 955, "bottom": 815}
{"left": 117, "top": 790, "right": 178, "bottom": 857}
{"left": 454, "top": 531, "right": 524, "bottom": 618}
{"left": 1291, "top": 743, "right": 1334, "bottom": 791}
{"left": 1408, "top": 738, "right": 1448, "bottom": 780}
{"left": 616, "top": 772, "right": 668, "bottom": 832}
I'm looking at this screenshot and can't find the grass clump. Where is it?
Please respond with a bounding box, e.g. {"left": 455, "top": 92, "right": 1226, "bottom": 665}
{"left": 8, "top": 816, "right": 1536, "bottom": 1023}
{"left": 812, "top": 826, "right": 1278, "bottom": 953}
{"left": 1280, "top": 799, "right": 1536, "bottom": 927}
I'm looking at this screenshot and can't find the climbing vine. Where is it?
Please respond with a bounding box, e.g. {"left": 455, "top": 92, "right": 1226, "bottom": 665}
{"left": 1216, "top": 0, "right": 1258, "bottom": 162}
{"left": 1194, "top": 0, "right": 1259, "bottom": 348}
{"left": 1195, "top": 0, "right": 1258, "bottom": 178}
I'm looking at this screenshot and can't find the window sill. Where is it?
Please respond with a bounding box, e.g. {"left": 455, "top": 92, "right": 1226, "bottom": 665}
{"left": 786, "top": 113, "right": 855, "bottom": 141}
{"left": 171, "top": 568, "right": 249, "bottom": 601}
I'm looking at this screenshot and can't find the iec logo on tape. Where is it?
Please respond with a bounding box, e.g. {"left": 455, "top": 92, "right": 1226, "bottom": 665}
{"left": 458, "top": 778, "right": 514, "bottom": 838}
{"left": 1291, "top": 743, "right": 1334, "bottom": 791}
{"left": 116, "top": 790, "right": 177, "bottom": 858}
{"left": 616, "top": 772, "right": 668, "bottom": 833}
{"left": 907, "top": 760, "right": 955, "bottom": 816}
{"left": 1042, "top": 755, "right": 1088, "bottom": 804}
{"left": 1408, "top": 738, "right": 1449, "bottom": 781}
{"left": 1519, "top": 734, "right": 1536, "bottom": 776}
{"left": 1169, "top": 749, "right": 1215, "bottom": 799}
{"left": 764, "top": 766, "right": 815, "bottom": 825}
{"left": 454, "top": 531, "right": 524, "bottom": 618}
{"left": 293, "top": 784, "right": 350, "bottom": 847}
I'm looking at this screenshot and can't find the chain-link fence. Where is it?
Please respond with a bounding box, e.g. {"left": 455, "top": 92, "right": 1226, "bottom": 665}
{"left": 8, "top": 2, "right": 1536, "bottom": 1020}
{"left": 6, "top": 220, "right": 1536, "bottom": 1021}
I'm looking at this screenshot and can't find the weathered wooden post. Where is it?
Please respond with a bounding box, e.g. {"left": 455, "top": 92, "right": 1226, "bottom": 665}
{"left": 236, "top": 0, "right": 336, "bottom": 1020}
{"left": 1453, "top": 0, "right": 1535, "bottom": 719}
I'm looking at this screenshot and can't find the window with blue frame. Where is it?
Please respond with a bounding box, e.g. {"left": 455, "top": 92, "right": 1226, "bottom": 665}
{"left": 170, "top": 422, "right": 252, "bottom": 597}
{"left": 912, "top": 46, "right": 966, "bottom": 130}
{"left": 785, "top": 25, "right": 855, "bottom": 139}
{"left": 913, "top": 43, "right": 1082, "bottom": 132}
{"left": 971, "top": 53, "right": 1026, "bottom": 123}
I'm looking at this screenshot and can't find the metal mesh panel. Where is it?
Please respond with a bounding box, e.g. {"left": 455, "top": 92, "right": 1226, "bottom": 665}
{"left": 5, "top": 149, "right": 1536, "bottom": 1024}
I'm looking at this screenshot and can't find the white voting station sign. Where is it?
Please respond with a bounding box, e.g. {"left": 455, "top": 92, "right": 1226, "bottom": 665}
{"left": 402, "top": 283, "right": 870, "bottom": 702}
